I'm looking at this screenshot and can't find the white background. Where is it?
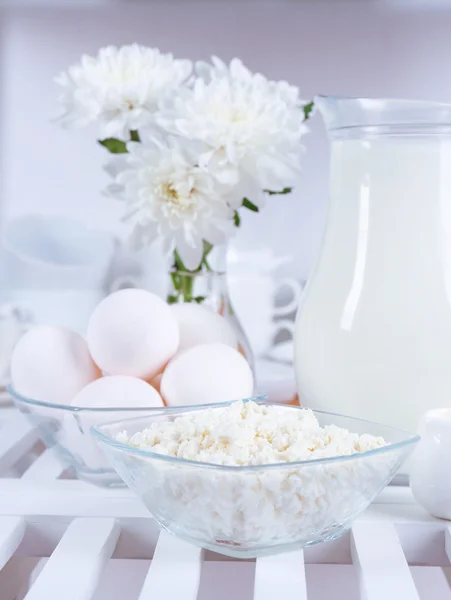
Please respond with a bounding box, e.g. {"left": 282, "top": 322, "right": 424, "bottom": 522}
{"left": 1, "top": 0, "right": 451, "bottom": 279}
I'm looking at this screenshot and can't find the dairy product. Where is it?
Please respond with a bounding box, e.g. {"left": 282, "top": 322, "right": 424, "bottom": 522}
{"left": 118, "top": 400, "right": 385, "bottom": 464}
{"left": 295, "top": 137, "right": 451, "bottom": 434}
{"left": 116, "top": 401, "right": 393, "bottom": 550}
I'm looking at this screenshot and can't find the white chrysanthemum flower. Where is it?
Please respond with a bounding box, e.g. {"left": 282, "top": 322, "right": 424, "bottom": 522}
{"left": 196, "top": 56, "right": 301, "bottom": 108}
{"left": 157, "top": 57, "right": 308, "bottom": 205}
{"left": 56, "top": 44, "right": 192, "bottom": 139}
{"left": 107, "top": 134, "right": 235, "bottom": 270}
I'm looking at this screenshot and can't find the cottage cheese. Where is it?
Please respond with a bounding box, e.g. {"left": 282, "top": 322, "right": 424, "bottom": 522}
{"left": 116, "top": 401, "right": 397, "bottom": 555}
{"left": 117, "top": 400, "right": 386, "bottom": 464}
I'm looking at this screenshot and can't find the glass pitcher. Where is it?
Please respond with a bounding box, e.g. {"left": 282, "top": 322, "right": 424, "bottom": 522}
{"left": 295, "top": 96, "right": 451, "bottom": 434}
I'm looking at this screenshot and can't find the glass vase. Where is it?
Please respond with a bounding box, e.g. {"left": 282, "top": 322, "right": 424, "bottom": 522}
{"left": 167, "top": 245, "right": 254, "bottom": 373}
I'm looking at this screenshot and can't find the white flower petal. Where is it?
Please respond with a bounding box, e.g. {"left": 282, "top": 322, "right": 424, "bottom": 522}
{"left": 195, "top": 60, "right": 214, "bottom": 83}
{"left": 106, "top": 135, "right": 236, "bottom": 262}
{"left": 162, "top": 235, "right": 174, "bottom": 256}
{"left": 56, "top": 45, "right": 193, "bottom": 138}
{"left": 175, "top": 235, "right": 204, "bottom": 270}
{"left": 157, "top": 57, "right": 307, "bottom": 190}
{"left": 129, "top": 220, "right": 159, "bottom": 251}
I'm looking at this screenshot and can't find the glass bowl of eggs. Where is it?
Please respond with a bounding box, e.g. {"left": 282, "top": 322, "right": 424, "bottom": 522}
{"left": 9, "top": 384, "right": 168, "bottom": 487}
{"left": 9, "top": 386, "right": 266, "bottom": 487}
{"left": 92, "top": 400, "right": 419, "bottom": 557}
{"left": 8, "top": 289, "right": 257, "bottom": 487}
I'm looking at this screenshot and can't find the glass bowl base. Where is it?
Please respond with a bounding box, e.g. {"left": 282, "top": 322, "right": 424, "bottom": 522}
{"left": 74, "top": 468, "right": 125, "bottom": 488}
{"left": 162, "top": 526, "right": 349, "bottom": 559}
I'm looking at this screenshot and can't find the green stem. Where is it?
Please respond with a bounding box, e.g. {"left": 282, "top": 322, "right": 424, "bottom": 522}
{"left": 181, "top": 272, "right": 194, "bottom": 302}
{"left": 167, "top": 242, "right": 215, "bottom": 304}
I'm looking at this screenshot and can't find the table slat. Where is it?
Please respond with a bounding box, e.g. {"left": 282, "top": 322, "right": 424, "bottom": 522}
{"left": 23, "top": 517, "right": 119, "bottom": 600}
{"left": 0, "top": 516, "right": 25, "bottom": 570}
{"left": 254, "top": 549, "right": 307, "bottom": 600}
{"left": 21, "top": 449, "right": 65, "bottom": 482}
{"left": 139, "top": 531, "right": 204, "bottom": 600}
{"left": 351, "top": 522, "right": 420, "bottom": 600}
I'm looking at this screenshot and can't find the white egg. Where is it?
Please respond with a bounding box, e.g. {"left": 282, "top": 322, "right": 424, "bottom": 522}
{"left": 87, "top": 289, "right": 179, "bottom": 379}
{"left": 161, "top": 343, "right": 254, "bottom": 406}
{"left": 65, "top": 375, "right": 165, "bottom": 471}
{"left": 71, "top": 375, "right": 164, "bottom": 409}
{"left": 10, "top": 325, "right": 100, "bottom": 404}
{"left": 170, "top": 303, "right": 237, "bottom": 352}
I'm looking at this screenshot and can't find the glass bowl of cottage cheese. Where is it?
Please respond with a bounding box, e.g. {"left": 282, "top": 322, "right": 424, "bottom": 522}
{"left": 92, "top": 400, "right": 419, "bottom": 558}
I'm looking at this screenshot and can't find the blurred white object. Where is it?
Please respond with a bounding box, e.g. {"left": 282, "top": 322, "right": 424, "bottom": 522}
{"left": 110, "top": 272, "right": 166, "bottom": 298}
{"left": 6, "top": 289, "right": 106, "bottom": 334}
{"left": 267, "top": 338, "right": 294, "bottom": 363}
{"left": 109, "top": 241, "right": 168, "bottom": 299}
{"left": 0, "top": 304, "right": 33, "bottom": 389}
{"left": 255, "top": 358, "right": 296, "bottom": 403}
{"left": 410, "top": 408, "right": 451, "bottom": 520}
{"left": 0, "top": 215, "right": 115, "bottom": 333}
{"left": 1, "top": 214, "right": 115, "bottom": 289}
{"left": 228, "top": 247, "right": 293, "bottom": 275}
{"left": 228, "top": 248, "right": 303, "bottom": 359}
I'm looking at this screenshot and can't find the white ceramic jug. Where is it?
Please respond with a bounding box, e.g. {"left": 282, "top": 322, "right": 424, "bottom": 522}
{"left": 410, "top": 409, "right": 451, "bottom": 520}
{"left": 295, "top": 97, "right": 451, "bottom": 434}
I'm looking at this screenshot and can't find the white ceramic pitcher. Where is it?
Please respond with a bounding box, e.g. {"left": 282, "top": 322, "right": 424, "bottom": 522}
{"left": 410, "top": 409, "right": 451, "bottom": 519}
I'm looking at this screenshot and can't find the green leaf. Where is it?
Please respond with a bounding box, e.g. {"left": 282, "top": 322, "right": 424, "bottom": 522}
{"left": 130, "top": 130, "right": 140, "bottom": 142}
{"left": 202, "top": 241, "right": 213, "bottom": 257}
{"left": 303, "top": 101, "right": 314, "bottom": 121}
{"left": 234, "top": 211, "right": 241, "bottom": 227}
{"left": 242, "top": 198, "right": 259, "bottom": 212}
{"left": 194, "top": 296, "right": 206, "bottom": 304}
{"left": 173, "top": 249, "right": 186, "bottom": 272}
{"left": 170, "top": 271, "right": 182, "bottom": 291}
{"left": 264, "top": 187, "right": 292, "bottom": 196}
{"left": 200, "top": 241, "right": 214, "bottom": 272}
{"left": 98, "top": 138, "right": 128, "bottom": 154}
{"left": 167, "top": 295, "right": 179, "bottom": 304}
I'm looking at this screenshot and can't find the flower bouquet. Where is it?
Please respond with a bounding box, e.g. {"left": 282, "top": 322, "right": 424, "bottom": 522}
{"left": 56, "top": 44, "right": 312, "bottom": 364}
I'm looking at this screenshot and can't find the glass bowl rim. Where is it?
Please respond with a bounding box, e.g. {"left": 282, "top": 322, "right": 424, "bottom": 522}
{"left": 7, "top": 384, "right": 268, "bottom": 414}
{"left": 91, "top": 402, "right": 420, "bottom": 472}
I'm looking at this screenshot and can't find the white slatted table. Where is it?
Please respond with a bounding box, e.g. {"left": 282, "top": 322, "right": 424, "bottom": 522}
{"left": 1, "top": 399, "right": 451, "bottom": 600}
